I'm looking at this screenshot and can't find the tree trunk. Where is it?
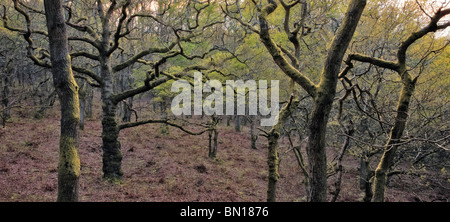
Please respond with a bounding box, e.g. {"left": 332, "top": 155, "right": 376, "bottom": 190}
{"left": 257, "top": 0, "right": 366, "bottom": 202}
{"left": 208, "top": 129, "right": 218, "bottom": 158}
{"left": 160, "top": 99, "right": 169, "bottom": 135}
{"left": 306, "top": 0, "right": 366, "bottom": 202}
{"left": 78, "top": 82, "right": 86, "bottom": 130}
{"left": 267, "top": 130, "right": 280, "bottom": 202}
{"left": 372, "top": 75, "right": 416, "bottom": 202}
{"left": 266, "top": 97, "right": 294, "bottom": 202}
{"left": 1, "top": 73, "right": 10, "bottom": 128}
{"left": 79, "top": 95, "right": 85, "bottom": 130}
{"left": 44, "top": 0, "right": 80, "bottom": 202}
{"left": 100, "top": 55, "right": 123, "bottom": 181}
{"left": 101, "top": 98, "right": 123, "bottom": 181}
{"left": 208, "top": 130, "right": 213, "bottom": 157}
{"left": 213, "top": 129, "right": 218, "bottom": 157}
{"left": 122, "top": 97, "right": 133, "bottom": 122}
{"left": 85, "top": 84, "right": 93, "bottom": 119}
{"left": 306, "top": 99, "right": 332, "bottom": 202}
{"left": 250, "top": 116, "right": 257, "bottom": 149}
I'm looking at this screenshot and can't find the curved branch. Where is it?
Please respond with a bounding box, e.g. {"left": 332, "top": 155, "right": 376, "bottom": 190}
{"left": 348, "top": 53, "right": 400, "bottom": 71}
{"left": 71, "top": 65, "right": 102, "bottom": 86}
{"left": 74, "top": 75, "right": 101, "bottom": 88}
{"left": 3, "top": 1, "right": 51, "bottom": 68}
{"left": 107, "top": 0, "right": 131, "bottom": 56}
{"left": 65, "top": 5, "right": 101, "bottom": 43}
{"left": 119, "top": 118, "right": 209, "bottom": 135}
{"left": 258, "top": 0, "right": 317, "bottom": 97}
{"left": 397, "top": 7, "right": 450, "bottom": 65}
{"left": 220, "top": 1, "right": 260, "bottom": 34}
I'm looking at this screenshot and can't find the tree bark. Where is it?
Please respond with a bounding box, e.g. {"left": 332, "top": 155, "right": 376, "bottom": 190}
{"left": 257, "top": 0, "right": 366, "bottom": 202}
{"left": 1, "top": 73, "right": 10, "bottom": 128}
{"left": 305, "top": 0, "right": 366, "bottom": 202}
{"left": 122, "top": 97, "right": 133, "bottom": 122}
{"left": 213, "top": 130, "right": 218, "bottom": 157}
{"left": 208, "top": 129, "right": 218, "bottom": 158}
{"left": 98, "top": 9, "right": 123, "bottom": 181}
{"left": 372, "top": 74, "right": 416, "bottom": 202}
{"left": 208, "top": 129, "right": 213, "bottom": 157}
{"left": 234, "top": 115, "right": 241, "bottom": 132}
{"left": 2, "top": 74, "right": 10, "bottom": 119}
{"left": 85, "top": 85, "right": 93, "bottom": 119}
{"left": 266, "top": 129, "right": 280, "bottom": 202}
{"left": 44, "top": 0, "right": 80, "bottom": 202}
{"left": 250, "top": 115, "right": 257, "bottom": 150}
{"left": 159, "top": 99, "right": 170, "bottom": 135}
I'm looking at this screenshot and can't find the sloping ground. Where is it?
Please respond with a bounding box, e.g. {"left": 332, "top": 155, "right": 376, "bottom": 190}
{"left": 0, "top": 109, "right": 448, "bottom": 202}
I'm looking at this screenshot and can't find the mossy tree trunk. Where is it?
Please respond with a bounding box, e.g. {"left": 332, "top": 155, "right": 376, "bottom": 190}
{"left": 43, "top": 0, "right": 81, "bottom": 202}
{"left": 257, "top": 0, "right": 366, "bottom": 202}
{"left": 265, "top": 96, "right": 295, "bottom": 202}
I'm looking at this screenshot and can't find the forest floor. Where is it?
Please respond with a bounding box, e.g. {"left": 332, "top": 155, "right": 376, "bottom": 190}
{"left": 0, "top": 104, "right": 449, "bottom": 202}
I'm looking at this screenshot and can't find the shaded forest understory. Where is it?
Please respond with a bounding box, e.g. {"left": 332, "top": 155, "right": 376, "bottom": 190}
{"left": 0, "top": 101, "right": 448, "bottom": 202}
